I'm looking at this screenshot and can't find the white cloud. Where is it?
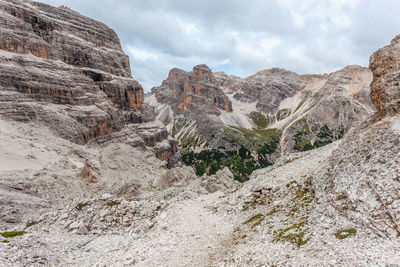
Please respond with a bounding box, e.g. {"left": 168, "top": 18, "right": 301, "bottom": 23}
{"left": 127, "top": 46, "right": 158, "bottom": 61}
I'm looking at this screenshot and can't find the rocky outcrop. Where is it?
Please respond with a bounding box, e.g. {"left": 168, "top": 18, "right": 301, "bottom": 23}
{"left": 92, "top": 121, "right": 179, "bottom": 168}
{"left": 152, "top": 64, "right": 232, "bottom": 114}
{"left": 370, "top": 34, "right": 400, "bottom": 116}
{"left": 201, "top": 167, "right": 238, "bottom": 193}
{"left": 313, "top": 35, "right": 400, "bottom": 240}
{"left": 0, "top": 0, "right": 176, "bottom": 165}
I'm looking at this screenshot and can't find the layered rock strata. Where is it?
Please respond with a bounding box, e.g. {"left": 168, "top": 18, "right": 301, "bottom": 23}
{"left": 0, "top": 0, "right": 175, "bottom": 164}
{"left": 152, "top": 64, "right": 232, "bottom": 114}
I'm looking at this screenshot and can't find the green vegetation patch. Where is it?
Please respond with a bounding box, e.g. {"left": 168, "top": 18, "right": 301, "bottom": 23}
{"left": 243, "top": 213, "right": 264, "bottom": 225}
{"left": 292, "top": 118, "right": 313, "bottom": 152}
{"left": 181, "top": 137, "right": 280, "bottom": 180}
{"left": 294, "top": 188, "right": 308, "bottom": 199}
{"left": 172, "top": 119, "right": 207, "bottom": 148}
{"left": 106, "top": 200, "right": 120, "bottom": 207}
{"left": 182, "top": 146, "right": 269, "bottom": 182}
{"left": 249, "top": 112, "right": 271, "bottom": 128}
{"left": 26, "top": 221, "right": 38, "bottom": 228}
{"left": 76, "top": 202, "right": 89, "bottom": 211}
{"left": 171, "top": 117, "right": 187, "bottom": 137}
{"left": 277, "top": 109, "right": 290, "bottom": 121}
{"left": 314, "top": 124, "right": 335, "bottom": 147}
{"left": 334, "top": 228, "right": 356, "bottom": 239}
{"left": 1, "top": 220, "right": 41, "bottom": 239}
{"left": 267, "top": 208, "right": 278, "bottom": 216}
{"left": 273, "top": 219, "right": 309, "bottom": 248}
{"left": 1, "top": 231, "right": 25, "bottom": 238}
{"left": 292, "top": 120, "right": 340, "bottom": 152}
{"left": 294, "top": 139, "right": 313, "bottom": 152}
{"left": 179, "top": 129, "right": 204, "bottom": 148}
{"left": 223, "top": 126, "right": 279, "bottom": 149}
{"left": 230, "top": 126, "right": 280, "bottom": 144}
{"left": 284, "top": 156, "right": 300, "bottom": 165}
{"left": 338, "top": 99, "right": 351, "bottom": 107}
{"left": 181, "top": 124, "right": 281, "bottom": 181}
{"left": 265, "top": 181, "right": 315, "bottom": 248}
{"left": 162, "top": 116, "right": 170, "bottom": 126}
{"left": 243, "top": 213, "right": 265, "bottom": 228}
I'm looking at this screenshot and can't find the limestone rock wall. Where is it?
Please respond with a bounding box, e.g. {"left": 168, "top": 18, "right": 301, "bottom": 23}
{"left": 0, "top": 0, "right": 146, "bottom": 144}
{"left": 370, "top": 34, "right": 400, "bottom": 116}
{"left": 152, "top": 64, "right": 232, "bottom": 114}
{"left": 0, "top": 0, "right": 176, "bottom": 165}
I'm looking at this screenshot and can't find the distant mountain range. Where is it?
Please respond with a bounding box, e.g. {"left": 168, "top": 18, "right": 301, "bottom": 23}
{"left": 145, "top": 63, "right": 373, "bottom": 179}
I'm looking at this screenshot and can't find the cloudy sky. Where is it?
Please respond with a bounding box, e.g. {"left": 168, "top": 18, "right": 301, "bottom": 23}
{"left": 42, "top": 0, "right": 400, "bottom": 92}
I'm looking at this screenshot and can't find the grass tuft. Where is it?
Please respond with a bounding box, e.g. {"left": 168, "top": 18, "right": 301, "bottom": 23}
{"left": 0, "top": 231, "right": 25, "bottom": 238}
{"left": 106, "top": 200, "right": 120, "bottom": 207}
{"left": 334, "top": 228, "right": 356, "bottom": 239}
{"left": 243, "top": 213, "right": 264, "bottom": 225}
{"left": 26, "top": 221, "right": 38, "bottom": 228}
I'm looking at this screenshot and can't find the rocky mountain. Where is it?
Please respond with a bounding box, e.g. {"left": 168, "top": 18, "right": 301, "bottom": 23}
{"left": 0, "top": 0, "right": 177, "bottom": 166}
{"left": 146, "top": 63, "right": 373, "bottom": 180}
{"left": 1, "top": 0, "right": 400, "bottom": 266}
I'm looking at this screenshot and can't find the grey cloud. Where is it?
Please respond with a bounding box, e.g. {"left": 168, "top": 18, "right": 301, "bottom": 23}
{"left": 41, "top": 0, "right": 400, "bottom": 91}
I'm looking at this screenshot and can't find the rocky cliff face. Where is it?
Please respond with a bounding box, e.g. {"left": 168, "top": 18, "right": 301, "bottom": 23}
{"left": 152, "top": 64, "right": 232, "bottom": 114}
{"left": 370, "top": 34, "right": 400, "bottom": 116}
{"left": 0, "top": 0, "right": 176, "bottom": 165}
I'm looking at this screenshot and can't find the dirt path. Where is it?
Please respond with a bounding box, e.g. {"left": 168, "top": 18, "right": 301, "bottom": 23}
{"left": 135, "top": 192, "right": 234, "bottom": 266}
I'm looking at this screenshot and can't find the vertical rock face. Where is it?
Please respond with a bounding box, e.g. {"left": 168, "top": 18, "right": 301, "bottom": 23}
{"left": 0, "top": 0, "right": 146, "bottom": 143}
{"left": 370, "top": 34, "right": 400, "bottom": 116}
{"left": 152, "top": 64, "right": 232, "bottom": 114}
{"left": 0, "top": 0, "right": 144, "bottom": 110}
{"left": 0, "top": 0, "right": 176, "bottom": 165}
{"left": 1, "top": 0, "right": 129, "bottom": 75}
